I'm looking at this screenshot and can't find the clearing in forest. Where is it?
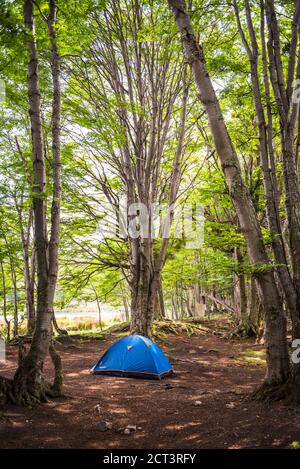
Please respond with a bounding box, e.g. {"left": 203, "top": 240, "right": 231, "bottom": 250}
{"left": 1, "top": 321, "right": 299, "bottom": 449}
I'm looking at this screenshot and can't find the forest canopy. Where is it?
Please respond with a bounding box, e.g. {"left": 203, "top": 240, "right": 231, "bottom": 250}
{"left": 0, "top": 0, "right": 300, "bottom": 413}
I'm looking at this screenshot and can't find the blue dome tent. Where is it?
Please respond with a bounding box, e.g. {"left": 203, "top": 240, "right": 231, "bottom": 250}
{"left": 91, "top": 335, "right": 173, "bottom": 379}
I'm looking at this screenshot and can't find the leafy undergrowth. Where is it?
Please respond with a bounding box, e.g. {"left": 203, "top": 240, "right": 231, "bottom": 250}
{"left": 1, "top": 314, "right": 234, "bottom": 344}
{"left": 1, "top": 315, "right": 235, "bottom": 345}
{"left": 152, "top": 320, "right": 209, "bottom": 338}
{"left": 236, "top": 349, "right": 266, "bottom": 366}
{"left": 55, "top": 317, "right": 232, "bottom": 342}
{"left": 291, "top": 441, "right": 300, "bottom": 449}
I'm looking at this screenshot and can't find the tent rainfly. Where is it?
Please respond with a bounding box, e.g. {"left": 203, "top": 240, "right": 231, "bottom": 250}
{"left": 90, "top": 335, "right": 173, "bottom": 379}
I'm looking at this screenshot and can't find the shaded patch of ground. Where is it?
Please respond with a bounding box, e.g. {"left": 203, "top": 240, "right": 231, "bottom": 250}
{"left": 1, "top": 326, "right": 300, "bottom": 449}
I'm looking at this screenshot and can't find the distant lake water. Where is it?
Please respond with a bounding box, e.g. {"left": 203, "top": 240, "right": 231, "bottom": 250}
{"left": 0, "top": 303, "right": 126, "bottom": 323}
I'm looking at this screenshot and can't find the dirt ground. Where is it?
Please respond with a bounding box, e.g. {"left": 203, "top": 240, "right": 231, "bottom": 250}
{"left": 1, "top": 327, "right": 300, "bottom": 449}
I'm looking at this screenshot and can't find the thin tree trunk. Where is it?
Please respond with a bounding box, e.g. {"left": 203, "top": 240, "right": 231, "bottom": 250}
{"left": 231, "top": 223, "right": 257, "bottom": 337}
{"left": 120, "top": 282, "right": 130, "bottom": 322}
{"left": 47, "top": 0, "right": 62, "bottom": 328}
{"left": 11, "top": 0, "right": 54, "bottom": 404}
{"left": 158, "top": 282, "right": 166, "bottom": 319}
{"left": 234, "top": 247, "right": 247, "bottom": 318}
{"left": 10, "top": 263, "right": 18, "bottom": 338}
{"left": 0, "top": 260, "right": 10, "bottom": 342}
{"left": 2, "top": 231, "right": 19, "bottom": 338}
{"left": 15, "top": 140, "right": 36, "bottom": 334}
{"left": 91, "top": 284, "right": 102, "bottom": 330}
{"left": 123, "top": 298, "right": 130, "bottom": 322}
{"left": 22, "top": 208, "right": 35, "bottom": 334}
{"left": 234, "top": 0, "right": 299, "bottom": 336}
{"left": 249, "top": 276, "right": 260, "bottom": 334}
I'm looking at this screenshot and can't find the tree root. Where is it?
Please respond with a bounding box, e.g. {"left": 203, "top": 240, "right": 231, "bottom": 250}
{"left": 251, "top": 382, "right": 286, "bottom": 402}
{"left": 52, "top": 311, "right": 68, "bottom": 336}
{"left": 0, "top": 376, "right": 15, "bottom": 405}
{"left": 8, "top": 335, "right": 33, "bottom": 346}
{"left": 229, "top": 321, "right": 258, "bottom": 339}
{"left": 0, "top": 375, "right": 68, "bottom": 407}
{"left": 251, "top": 380, "right": 300, "bottom": 405}
{"left": 0, "top": 341, "right": 65, "bottom": 407}
{"left": 1, "top": 330, "right": 65, "bottom": 408}
{"left": 0, "top": 376, "right": 44, "bottom": 407}
{"left": 44, "top": 382, "right": 68, "bottom": 399}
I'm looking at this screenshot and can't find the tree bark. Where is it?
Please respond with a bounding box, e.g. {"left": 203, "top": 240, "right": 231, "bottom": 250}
{"left": 130, "top": 238, "right": 157, "bottom": 336}
{"left": 9, "top": 261, "right": 18, "bottom": 339}
{"left": 248, "top": 276, "right": 260, "bottom": 333}
{"left": 0, "top": 260, "right": 10, "bottom": 342}
{"left": 234, "top": 0, "right": 300, "bottom": 342}
{"left": 231, "top": 247, "right": 258, "bottom": 336}
{"left": 47, "top": 0, "right": 61, "bottom": 315}
{"left": 158, "top": 281, "right": 166, "bottom": 319}
{"left": 258, "top": 1, "right": 300, "bottom": 399}
{"left": 234, "top": 247, "right": 247, "bottom": 319}
{"left": 7, "top": 0, "right": 63, "bottom": 404}
{"left": 15, "top": 139, "right": 36, "bottom": 334}
{"left": 21, "top": 208, "right": 35, "bottom": 335}
{"left": 12, "top": 0, "right": 52, "bottom": 403}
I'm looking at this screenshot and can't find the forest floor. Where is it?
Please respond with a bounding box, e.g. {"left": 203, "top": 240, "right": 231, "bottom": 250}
{"left": 1, "top": 319, "right": 300, "bottom": 449}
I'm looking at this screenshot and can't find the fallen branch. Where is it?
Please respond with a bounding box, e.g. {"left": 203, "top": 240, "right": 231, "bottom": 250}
{"left": 207, "top": 295, "right": 236, "bottom": 314}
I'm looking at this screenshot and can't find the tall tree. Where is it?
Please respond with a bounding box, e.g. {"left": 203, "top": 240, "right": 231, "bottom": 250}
{"left": 0, "top": 0, "right": 63, "bottom": 404}
{"left": 168, "top": 0, "right": 289, "bottom": 390}
{"left": 233, "top": 0, "right": 300, "bottom": 398}
{"left": 66, "top": 0, "right": 198, "bottom": 336}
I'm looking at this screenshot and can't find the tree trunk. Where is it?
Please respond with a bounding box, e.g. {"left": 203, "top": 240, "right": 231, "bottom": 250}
{"left": 121, "top": 283, "right": 130, "bottom": 321}
{"left": 12, "top": 0, "right": 52, "bottom": 403}
{"left": 130, "top": 244, "right": 157, "bottom": 336}
{"left": 130, "top": 287, "right": 156, "bottom": 337}
{"left": 97, "top": 300, "right": 102, "bottom": 329}
{"left": 232, "top": 247, "right": 258, "bottom": 337}
{"left": 233, "top": 247, "right": 247, "bottom": 318}
{"left": 14, "top": 138, "right": 36, "bottom": 334}
{"left": 235, "top": 0, "right": 300, "bottom": 338}
{"left": 172, "top": 295, "right": 179, "bottom": 320}
{"left": 28, "top": 248, "right": 36, "bottom": 332}
{"left": 155, "top": 279, "right": 166, "bottom": 319}
{"left": 248, "top": 276, "right": 260, "bottom": 333}
{"left": 263, "top": 0, "right": 300, "bottom": 396}
{"left": 47, "top": 0, "right": 61, "bottom": 314}
{"left": 7, "top": 0, "right": 63, "bottom": 405}
{"left": 0, "top": 260, "right": 10, "bottom": 342}
{"left": 2, "top": 231, "right": 19, "bottom": 338}
{"left": 168, "top": 0, "right": 289, "bottom": 387}
{"left": 10, "top": 262, "right": 18, "bottom": 339}
{"left": 23, "top": 209, "right": 35, "bottom": 335}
